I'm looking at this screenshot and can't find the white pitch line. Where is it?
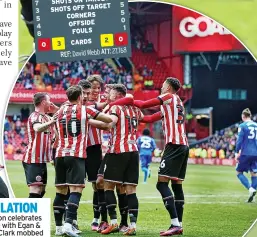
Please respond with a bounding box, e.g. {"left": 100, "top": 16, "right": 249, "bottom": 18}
{"left": 242, "top": 218, "right": 257, "bottom": 237}
{"left": 80, "top": 200, "right": 242, "bottom": 204}
{"left": 140, "top": 194, "right": 248, "bottom": 199}
{"left": 80, "top": 194, "right": 250, "bottom": 205}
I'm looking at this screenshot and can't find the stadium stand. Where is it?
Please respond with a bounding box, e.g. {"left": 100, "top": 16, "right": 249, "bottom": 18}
{"left": 189, "top": 114, "right": 257, "bottom": 159}
{"left": 16, "top": 60, "right": 133, "bottom": 91}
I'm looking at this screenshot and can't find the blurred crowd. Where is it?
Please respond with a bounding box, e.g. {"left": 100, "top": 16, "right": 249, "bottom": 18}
{"left": 4, "top": 117, "right": 28, "bottom": 156}
{"left": 17, "top": 60, "right": 134, "bottom": 91}
{"left": 189, "top": 114, "right": 257, "bottom": 159}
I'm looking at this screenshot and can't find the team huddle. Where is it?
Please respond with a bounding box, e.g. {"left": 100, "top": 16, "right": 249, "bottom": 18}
{"left": 22, "top": 75, "right": 189, "bottom": 237}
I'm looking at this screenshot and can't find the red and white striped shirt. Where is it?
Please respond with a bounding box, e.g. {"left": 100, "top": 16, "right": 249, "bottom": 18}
{"left": 86, "top": 101, "right": 102, "bottom": 146}
{"left": 158, "top": 93, "right": 188, "bottom": 146}
{"left": 23, "top": 112, "right": 54, "bottom": 164}
{"left": 55, "top": 104, "right": 99, "bottom": 158}
{"left": 108, "top": 105, "right": 144, "bottom": 154}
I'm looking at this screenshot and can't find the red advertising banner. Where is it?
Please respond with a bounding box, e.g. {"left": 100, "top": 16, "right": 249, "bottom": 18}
{"left": 10, "top": 89, "right": 67, "bottom": 103}
{"left": 6, "top": 154, "right": 236, "bottom": 166}
{"left": 9, "top": 89, "right": 160, "bottom": 103}
{"left": 187, "top": 158, "right": 236, "bottom": 166}
{"left": 172, "top": 6, "right": 245, "bottom": 53}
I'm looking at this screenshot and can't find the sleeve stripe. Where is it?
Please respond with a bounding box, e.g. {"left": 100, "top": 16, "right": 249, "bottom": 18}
{"left": 32, "top": 121, "right": 41, "bottom": 126}
{"left": 93, "top": 111, "right": 100, "bottom": 120}
{"left": 157, "top": 97, "right": 163, "bottom": 105}
{"left": 110, "top": 113, "right": 119, "bottom": 118}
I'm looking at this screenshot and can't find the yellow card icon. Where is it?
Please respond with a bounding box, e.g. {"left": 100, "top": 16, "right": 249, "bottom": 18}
{"left": 100, "top": 34, "right": 114, "bottom": 47}
{"left": 52, "top": 37, "right": 65, "bottom": 50}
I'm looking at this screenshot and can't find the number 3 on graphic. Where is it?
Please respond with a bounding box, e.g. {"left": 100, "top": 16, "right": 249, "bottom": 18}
{"left": 248, "top": 127, "right": 257, "bottom": 139}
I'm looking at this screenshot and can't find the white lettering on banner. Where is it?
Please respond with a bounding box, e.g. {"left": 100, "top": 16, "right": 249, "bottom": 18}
{"left": 179, "top": 16, "right": 230, "bottom": 38}
{"left": 11, "top": 92, "right": 67, "bottom": 100}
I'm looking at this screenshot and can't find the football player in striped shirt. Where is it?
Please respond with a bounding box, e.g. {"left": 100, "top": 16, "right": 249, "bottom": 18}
{"left": 134, "top": 77, "right": 189, "bottom": 236}
{"left": 53, "top": 85, "right": 113, "bottom": 237}
{"left": 22, "top": 92, "right": 57, "bottom": 199}
{"left": 101, "top": 85, "right": 144, "bottom": 236}
{"left": 84, "top": 75, "right": 107, "bottom": 231}
{"left": 97, "top": 84, "right": 131, "bottom": 233}
{"left": 84, "top": 76, "right": 134, "bottom": 232}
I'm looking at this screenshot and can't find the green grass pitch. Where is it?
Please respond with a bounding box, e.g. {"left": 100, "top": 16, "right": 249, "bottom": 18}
{"left": 6, "top": 161, "right": 257, "bottom": 237}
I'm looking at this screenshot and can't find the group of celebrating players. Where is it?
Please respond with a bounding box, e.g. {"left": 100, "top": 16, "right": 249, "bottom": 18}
{"left": 22, "top": 75, "right": 189, "bottom": 237}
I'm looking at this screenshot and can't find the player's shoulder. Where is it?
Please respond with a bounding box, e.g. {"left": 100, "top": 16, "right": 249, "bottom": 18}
{"left": 29, "top": 111, "right": 39, "bottom": 121}
{"left": 158, "top": 93, "right": 174, "bottom": 104}
{"left": 86, "top": 101, "right": 96, "bottom": 106}
{"left": 251, "top": 121, "right": 257, "bottom": 126}
{"left": 158, "top": 92, "right": 173, "bottom": 99}
{"left": 110, "top": 105, "right": 122, "bottom": 111}
{"left": 132, "top": 105, "right": 142, "bottom": 113}
{"left": 239, "top": 122, "right": 245, "bottom": 127}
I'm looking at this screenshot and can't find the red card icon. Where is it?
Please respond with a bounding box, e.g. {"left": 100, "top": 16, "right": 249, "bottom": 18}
{"left": 114, "top": 32, "right": 128, "bottom": 46}
{"left": 38, "top": 38, "right": 51, "bottom": 51}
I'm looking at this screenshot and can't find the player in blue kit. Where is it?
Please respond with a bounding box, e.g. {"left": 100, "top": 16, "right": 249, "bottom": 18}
{"left": 235, "top": 108, "right": 257, "bottom": 203}
{"left": 137, "top": 129, "right": 156, "bottom": 184}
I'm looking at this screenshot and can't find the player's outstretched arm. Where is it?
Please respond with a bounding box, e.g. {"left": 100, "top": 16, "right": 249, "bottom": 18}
{"left": 95, "top": 112, "right": 113, "bottom": 123}
{"left": 33, "top": 113, "right": 58, "bottom": 133}
{"left": 134, "top": 93, "right": 174, "bottom": 109}
{"left": 88, "top": 119, "right": 111, "bottom": 131}
{"left": 141, "top": 111, "right": 162, "bottom": 123}
{"left": 96, "top": 97, "right": 134, "bottom": 111}
{"left": 134, "top": 98, "right": 161, "bottom": 109}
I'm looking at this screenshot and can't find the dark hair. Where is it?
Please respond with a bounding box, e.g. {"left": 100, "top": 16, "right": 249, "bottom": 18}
{"left": 112, "top": 84, "right": 127, "bottom": 96}
{"left": 165, "top": 77, "right": 181, "bottom": 92}
{"left": 142, "top": 128, "right": 150, "bottom": 136}
{"left": 78, "top": 79, "right": 91, "bottom": 89}
{"left": 242, "top": 108, "right": 252, "bottom": 118}
{"left": 66, "top": 85, "right": 82, "bottom": 102}
{"left": 33, "top": 92, "right": 48, "bottom": 106}
{"left": 105, "top": 84, "right": 114, "bottom": 90}
{"left": 86, "top": 74, "right": 104, "bottom": 84}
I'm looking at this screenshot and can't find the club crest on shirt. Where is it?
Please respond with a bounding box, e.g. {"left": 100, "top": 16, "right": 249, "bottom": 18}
{"left": 36, "top": 176, "right": 42, "bottom": 182}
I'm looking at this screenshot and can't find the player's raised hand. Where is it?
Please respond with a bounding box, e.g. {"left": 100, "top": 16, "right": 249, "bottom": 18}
{"left": 52, "top": 112, "right": 59, "bottom": 123}
{"left": 126, "top": 93, "right": 134, "bottom": 99}
{"left": 50, "top": 160, "right": 54, "bottom": 166}
{"left": 49, "top": 102, "right": 59, "bottom": 113}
